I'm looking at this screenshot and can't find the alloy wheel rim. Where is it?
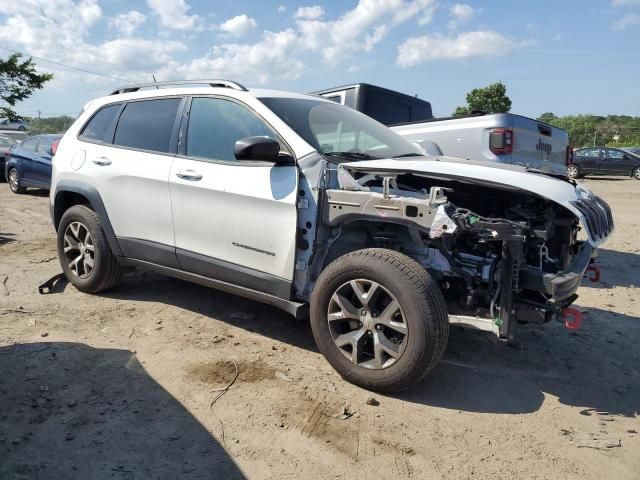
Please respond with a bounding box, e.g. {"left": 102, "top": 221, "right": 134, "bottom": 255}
{"left": 63, "top": 221, "right": 95, "bottom": 279}
{"left": 327, "top": 279, "right": 408, "bottom": 370}
{"left": 9, "top": 169, "right": 18, "bottom": 192}
{"left": 635, "top": 169, "right": 640, "bottom": 180}
{"left": 567, "top": 165, "right": 577, "bottom": 178}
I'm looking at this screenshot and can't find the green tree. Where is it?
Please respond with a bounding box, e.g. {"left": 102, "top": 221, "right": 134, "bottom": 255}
{"left": 453, "top": 81, "right": 512, "bottom": 116}
{"left": 0, "top": 53, "right": 53, "bottom": 121}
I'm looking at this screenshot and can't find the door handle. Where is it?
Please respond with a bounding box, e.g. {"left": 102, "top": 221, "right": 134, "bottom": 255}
{"left": 176, "top": 169, "right": 203, "bottom": 181}
{"left": 92, "top": 157, "right": 112, "bottom": 166}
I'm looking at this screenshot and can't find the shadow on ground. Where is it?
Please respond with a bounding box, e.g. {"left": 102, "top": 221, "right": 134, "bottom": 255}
{"left": 96, "top": 270, "right": 640, "bottom": 418}
{"left": 397, "top": 307, "right": 640, "bottom": 417}
{"left": 580, "top": 248, "right": 640, "bottom": 289}
{"left": 0, "top": 342, "right": 245, "bottom": 480}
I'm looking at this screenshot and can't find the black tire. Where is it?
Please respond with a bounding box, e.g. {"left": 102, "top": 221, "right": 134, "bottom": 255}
{"left": 18, "top": 126, "right": 26, "bottom": 131}
{"left": 633, "top": 166, "right": 640, "bottom": 181}
{"left": 57, "top": 205, "right": 122, "bottom": 293}
{"left": 8, "top": 168, "right": 25, "bottom": 194}
{"left": 310, "top": 248, "right": 449, "bottom": 393}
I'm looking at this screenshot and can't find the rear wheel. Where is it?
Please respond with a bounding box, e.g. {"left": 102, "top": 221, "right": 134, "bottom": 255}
{"left": 57, "top": 205, "right": 122, "bottom": 293}
{"left": 633, "top": 167, "right": 640, "bottom": 180}
{"left": 8, "top": 168, "right": 25, "bottom": 194}
{"left": 566, "top": 164, "right": 580, "bottom": 179}
{"left": 310, "top": 248, "right": 449, "bottom": 393}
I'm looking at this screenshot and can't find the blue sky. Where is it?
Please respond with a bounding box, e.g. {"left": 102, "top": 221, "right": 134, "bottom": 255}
{"left": 1, "top": 0, "right": 639, "bottom": 118}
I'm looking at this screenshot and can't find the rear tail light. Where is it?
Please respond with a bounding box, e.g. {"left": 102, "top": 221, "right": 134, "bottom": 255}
{"left": 51, "top": 139, "right": 60, "bottom": 156}
{"left": 566, "top": 146, "right": 573, "bottom": 166}
{"left": 489, "top": 128, "right": 513, "bottom": 155}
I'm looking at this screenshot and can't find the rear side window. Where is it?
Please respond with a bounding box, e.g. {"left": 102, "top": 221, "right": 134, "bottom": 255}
{"left": 114, "top": 98, "right": 181, "bottom": 153}
{"left": 580, "top": 149, "right": 601, "bottom": 158}
{"left": 186, "top": 97, "right": 275, "bottom": 162}
{"left": 20, "top": 137, "right": 38, "bottom": 152}
{"left": 37, "top": 136, "right": 54, "bottom": 153}
{"left": 80, "top": 104, "right": 121, "bottom": 143}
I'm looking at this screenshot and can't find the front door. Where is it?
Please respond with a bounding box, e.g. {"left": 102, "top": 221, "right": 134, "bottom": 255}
{"left": 33, "top": 136, "right": 54, "bottom": 187}
{"left": 602, "top": 148, "right": 632, "bottom": 175}
{"left": 169, "top": 96, "right": 298, "bottom": 298}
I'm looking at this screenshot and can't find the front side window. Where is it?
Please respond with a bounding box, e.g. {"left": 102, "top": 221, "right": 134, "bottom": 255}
{"left": 80, "top": 104, "right": 121, "bottom": 143}
{"left": 186, "top": 97, "right": 275, "bottom": 162}
{"left": 259, "top": 97, "right": 422, "bottom": 162}
{"left": 114, "top": 98, "right": 181, "bottom": 153}
{"left": 606, "top": 149, "right": 625, "bottom": 159}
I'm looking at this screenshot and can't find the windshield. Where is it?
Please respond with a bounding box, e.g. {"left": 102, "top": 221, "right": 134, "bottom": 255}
{"left": 259, "top": 97, "right": 423, "bottom": 162}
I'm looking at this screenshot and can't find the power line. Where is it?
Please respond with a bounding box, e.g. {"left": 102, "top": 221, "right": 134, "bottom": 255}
{"left": 0, "top": 45, "right": 134, "bottom": 83}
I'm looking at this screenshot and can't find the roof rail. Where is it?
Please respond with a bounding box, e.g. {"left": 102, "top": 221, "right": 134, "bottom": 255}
{"left": 109, "top": 79, "right": 248, "bottom": 95}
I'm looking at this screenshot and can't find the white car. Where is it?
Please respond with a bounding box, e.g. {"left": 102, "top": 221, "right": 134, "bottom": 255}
{"left": 50, "top": 80, "right": 613, "bottom": 392}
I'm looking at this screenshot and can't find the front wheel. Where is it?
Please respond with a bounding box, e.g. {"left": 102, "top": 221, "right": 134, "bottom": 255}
{"left": 310, "top": 248, "right": 449, "bottom": 393}
{"left": 57, "top": 205, "right": 122, "bottom": 293}
{"left": 8, "top": 168, "right": 25, "bottom": 194}
{"left": 566, "top": 164, "right": 580, "bottom": 179}
{"left": 633, "top": 167, "right": 640, "bottom": 180}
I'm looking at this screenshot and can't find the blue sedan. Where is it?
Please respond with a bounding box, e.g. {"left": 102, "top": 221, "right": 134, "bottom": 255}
{"left": 6, "top": 134, "right": 62, "bottom": 194}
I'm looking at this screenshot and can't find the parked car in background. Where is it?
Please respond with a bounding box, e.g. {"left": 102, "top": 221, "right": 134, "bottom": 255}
{"left": 5, "top": 134, "right": 62, "bottom": 193}
{"left": 0, "top": 134, "right": 17, "bottom": 181}
{"left": 0, "top": 130, "right": 29, "bottom": 142}
{"left": 0, "top": 118, "right": 29, "bottom": 131}
{"left": 569, "top": 147, "right": 640, "bottom": 180}
{"left": 312, "top": 83, "right": 571, "bottom": 175}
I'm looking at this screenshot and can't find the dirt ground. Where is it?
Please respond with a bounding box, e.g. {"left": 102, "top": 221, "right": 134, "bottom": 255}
{"left": 0, "top": 178, "right": 638, "bottom": 480}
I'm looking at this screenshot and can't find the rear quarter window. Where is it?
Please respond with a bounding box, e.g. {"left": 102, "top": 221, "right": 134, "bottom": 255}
{"left": 80, "top": 104, "right": 121, "bottom": 143}
{"left": 113, "top": 98, "right": 181, "bottom": 154}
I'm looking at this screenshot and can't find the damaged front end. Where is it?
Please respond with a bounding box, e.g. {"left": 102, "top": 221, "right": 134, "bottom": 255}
{"left": 315, "top": 162, "right": 613, "bottom": 340}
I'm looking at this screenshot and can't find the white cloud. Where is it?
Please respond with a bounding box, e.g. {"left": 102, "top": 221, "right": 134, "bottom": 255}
{"left": 294, "top": 5, "right": 326, "bottom": 20}
{"left": 448, "top": 3, "right": 474, "bottom": 28}
{"left": 0, "top": 0, "right": 183, "bottom": 85}
{"left": 219, "top": 14, "right": 257, "bottom": 37}
{"left": 612, "top": 0, "right": 640, "bottom": 6}
{"left": 397, "top": 30, "right": 520, "bottom": 67}
{"left": 612, "top": 13, "right": 640, "bottom": 29}
{"left": 109, "top": 11, "right": 146, "bottom": 36}
{"left": 418, "top": 4, "right": 438, "bottom": 25}
{"left": 146, "top": 0, "right": 201, "bottom": 30}
{"left": 165, "top": 29, "right": 305, "bottom": 84}
{"left": 278, "top": 5, "right": 287, "bottom": 13}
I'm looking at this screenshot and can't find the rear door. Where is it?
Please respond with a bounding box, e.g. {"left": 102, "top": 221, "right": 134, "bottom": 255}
{"left": 169, "top": 96, "right": 298, "bottom": 297}
{"left": 33, "top": 136, "right": 54, "bottom": 186}
{"left": 78, "top": 97, "right": 182, "bottom": 265}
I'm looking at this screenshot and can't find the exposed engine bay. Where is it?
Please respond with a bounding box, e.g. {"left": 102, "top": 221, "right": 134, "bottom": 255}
{"left": 297, "top": 160, "right": 614, "bottom": 340}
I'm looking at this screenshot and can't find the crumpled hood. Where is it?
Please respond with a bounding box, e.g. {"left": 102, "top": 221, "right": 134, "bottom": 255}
{"left": 341, "top": 156, "right": 613, "bottom": 248}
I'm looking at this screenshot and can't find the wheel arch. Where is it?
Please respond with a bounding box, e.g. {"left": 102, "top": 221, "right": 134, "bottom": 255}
{"left": 52, "top": 180, "right": 123, "bottom": 257}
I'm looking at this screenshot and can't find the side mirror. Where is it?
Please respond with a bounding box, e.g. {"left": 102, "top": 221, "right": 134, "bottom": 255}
{"left": 622, "top": 154, "right": 630, "bottom": 160}
{"left": 234, "top": 136, "right": 282, "bottom": 162}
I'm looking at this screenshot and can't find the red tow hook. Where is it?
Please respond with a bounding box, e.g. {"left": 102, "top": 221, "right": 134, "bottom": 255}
{"left": 562, "top": 307, "right": 583, "bottom": 330}
{"left": 585, "top": 265, "right": 601, "bottom": 283}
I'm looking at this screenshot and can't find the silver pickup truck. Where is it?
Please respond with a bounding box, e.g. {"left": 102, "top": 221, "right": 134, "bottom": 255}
{"left": 313, "top": 83, "right": 571, "bottom": 175}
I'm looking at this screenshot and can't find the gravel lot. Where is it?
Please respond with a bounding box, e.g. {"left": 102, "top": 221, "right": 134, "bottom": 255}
{"left": 0, "top": 178, "right": 638, "bottom": 480}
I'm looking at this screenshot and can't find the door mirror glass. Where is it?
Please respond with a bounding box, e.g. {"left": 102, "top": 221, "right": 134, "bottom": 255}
{"left": 234, "top": 136, "right": 282, "bottom": 162}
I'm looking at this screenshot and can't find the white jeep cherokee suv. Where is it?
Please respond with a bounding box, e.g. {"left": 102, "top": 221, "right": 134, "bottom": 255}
{"left": 51, "top": 80, "right": 613, "bottom": 392}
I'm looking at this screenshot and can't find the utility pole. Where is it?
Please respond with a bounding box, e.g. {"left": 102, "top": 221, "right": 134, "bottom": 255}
{"left": 37, "top": 109, "right": 41, "bottom": 120}
{"left": 593, "top": 130, "right": 597, "bottom": 147}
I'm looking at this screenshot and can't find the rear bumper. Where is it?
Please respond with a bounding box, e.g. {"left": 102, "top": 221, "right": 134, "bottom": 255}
{"left": 520, "top": 241, "right": 593, "bottom": 301}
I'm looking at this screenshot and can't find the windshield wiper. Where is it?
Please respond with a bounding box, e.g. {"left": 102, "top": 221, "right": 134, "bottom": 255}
{"left": 392, "top": 153, "right": 424, "bottom": 158}
{"left": 323, "top": 151, "right": 380, "bottom": 160}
